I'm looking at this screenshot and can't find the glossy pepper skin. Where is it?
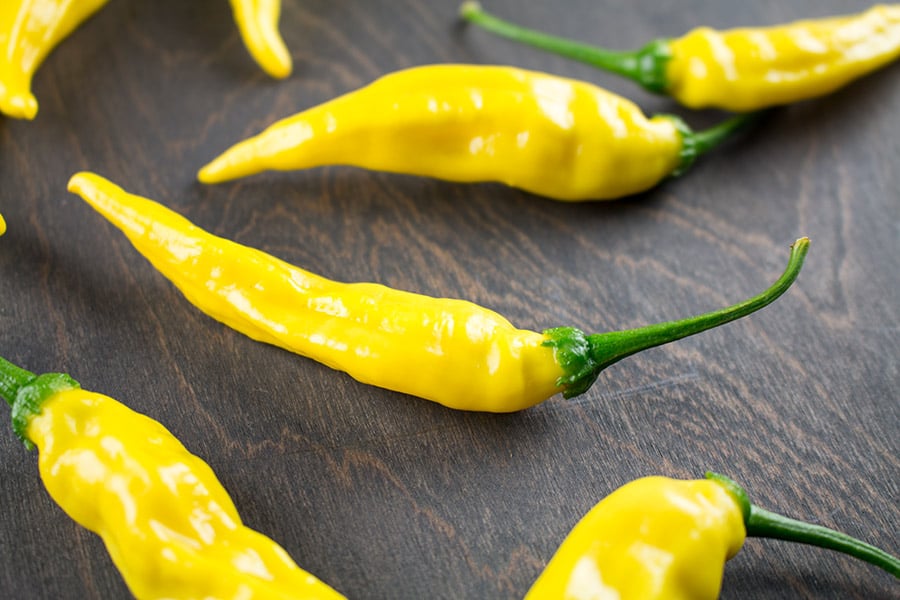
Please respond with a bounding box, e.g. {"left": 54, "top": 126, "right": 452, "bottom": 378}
{"left": 461, "top": 2, "right": 900, "bottom": 112}
{"left": 0, "top": 0, "right": 110, "bottom": 120}
{"left": 0, "top": 355, "right": 345, "bottom": 600}
{"left": 229, "top": 0, "right": 292, "bottom": 79}
{"left": 526, "top": 473, "right": 900, "bottom": 599}
{"left": 197, "top": 64, "right": 758, "bottom": 200}
{"left": 69, "top": 172, "right": 809, "bottom": 413}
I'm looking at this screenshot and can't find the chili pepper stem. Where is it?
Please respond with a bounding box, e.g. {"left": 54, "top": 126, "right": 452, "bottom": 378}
{"left": 707, "top": 472, "right": 900, "bottom": 578}
{"left": 671, "top": 111, "right": 771, "bottom": 176}
{"left": 459, "top": 1, "right": 671, "bottom": 93}
{"left": 0, "top": 355, "right": 80, "bottom": 448}
{"left": 0, "top": 356, "right": 35, "bottom": 407}
{"left": 546, "top": 238, "right": 809, "bottom": 398}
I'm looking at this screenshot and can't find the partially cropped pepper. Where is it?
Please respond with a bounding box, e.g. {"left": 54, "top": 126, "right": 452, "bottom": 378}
{"left": 197, "top": 64, "right": 760, "bottom": 201}
{"left": 69, "top": 172, "right": 808, "bottom": 413}
{"left": 229, "top": 0, "right": 292, "bottom": 79}
{"left": 0, "top": 354, "right": 345, "bottom": 599}
{"left": 526, "top": 472, "right": 900, "bottom": 599}
{"left": 0, "top": 213, "right": 6, "bottom": 236}
{"left": 0, "top": 0, "right": 289, "bottom": 120}
{"left": 460, "top": 2, "right": 900, "bottom": 112}
{"left": 0, "top": 0, "right": 110, "bottom": 120}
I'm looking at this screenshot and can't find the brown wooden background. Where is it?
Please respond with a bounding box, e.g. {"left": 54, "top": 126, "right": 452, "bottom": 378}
{"left": 1, "top": 1, "right": 897, "bottom": 598}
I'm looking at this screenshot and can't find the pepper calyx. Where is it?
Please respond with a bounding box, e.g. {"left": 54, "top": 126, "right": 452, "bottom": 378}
{"left": 633, "top": 38, "right": 672, "bottom": 94}
{"left": 706, "top": 471, "right": 752, "bottom": 523}
{"left": 542, "top": 326, "right": 601, "bottom": 399}
{"left": 11, "top": 373, "right": 80, "bottom": 450}
{"left": 669, "top": 111, "right": 771, "bottom": 177}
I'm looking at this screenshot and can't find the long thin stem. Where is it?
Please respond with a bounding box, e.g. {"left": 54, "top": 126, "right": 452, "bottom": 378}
{"left": 748, "top": 506, "right": 900, "bottom": 577}
{"left": 459, "top": 1, "right": 671, "bottom": 92}
{"left": 587, "top": 237, "right": 809, "bottom": 372}
{"left": 707, "top": 472, "right": 900, "bottom": 578}
{"left": 670, "top": 111, "right": 770, "bottom": 177}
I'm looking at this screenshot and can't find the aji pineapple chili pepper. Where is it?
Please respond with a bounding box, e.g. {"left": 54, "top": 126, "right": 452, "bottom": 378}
{"left": 0, "top": 0, "right": 289, "bottom": 120}
{"left": 196, "top": 64, "right": 761, "bottom": 200}
{"left": 69, "top": 172, "right": 809, "bottom": 413}
{"left": 525, "top": 472, "right": 900, "bottom": 599}
{"left": 0, "top": 0, "right": 110, "bottom": 120}
{"left": 460, "top": 2, "right": 900, "bottom": 112}
{"left": 0, "top": 354, "right": 345, "bottom": 599}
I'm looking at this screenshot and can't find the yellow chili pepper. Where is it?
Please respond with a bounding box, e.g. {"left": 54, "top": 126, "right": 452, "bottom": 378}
{"left": 461, "top": 2, "right": 900, "bottom": 112}
{"left": 0, "top": 0, "right": 289, "bottom": 121}
{"left": 196, "top": 64, "right": 760, "bottom": 200}
{"left": 0, "top": 354, "right": 345, "bottom": 599}
{"left": 0, "top": 213, "right": 6, "bottom": 236}
{"left": 229, "top": 0, "right": 292, "bottom": 79}
{"left": 0, "top": 0, "right": 110, "bottom": 120}
{"left": 526, "top": 473, "right": 900, "bottom": 599}
{"left": 69, "top": 172, "right": 808, "bottom": 413}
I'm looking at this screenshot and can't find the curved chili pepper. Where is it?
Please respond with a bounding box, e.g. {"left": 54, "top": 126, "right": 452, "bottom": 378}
{"left": 0, "top": 354, "right": 345, "bottom": 599}
{"left": 69, "top": 171, "right": 808, "bottom": 413}
{"left": 196, "top": 64, "right": 760, "bottom": 200}
{"left": 460, "top": 2, "right": 900, "bottom": 112}
{"left": 0, "top": 0, "right": 110, "bottom": 120}
{"left": 229, "top": 0, "right": 292, "bottom": 79}
{"left": 526, "top": 472, "right": 899, "bottom": 599}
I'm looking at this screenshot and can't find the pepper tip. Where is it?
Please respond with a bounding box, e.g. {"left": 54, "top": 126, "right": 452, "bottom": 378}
{"left": 0, "top": 92, "right": 38, "bottom": 120}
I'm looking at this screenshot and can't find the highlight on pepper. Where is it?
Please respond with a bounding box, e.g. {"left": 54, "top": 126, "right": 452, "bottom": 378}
{"left": 0, "top": 354, "right": 346, "bottom": 599}
{"left": 197, "top": 64, "right": 762, "bottom": 201}
{"left": 525, "top": 472, "right": 899, "bottom": 599}
{"left": 460, "top": 2, "right": 900, "bottom": 112}
{"left": 69, "top": 171, "right": 809, "bottom": 413}
{"left": 0, "top": 0, "right": 290, "bottom": 120}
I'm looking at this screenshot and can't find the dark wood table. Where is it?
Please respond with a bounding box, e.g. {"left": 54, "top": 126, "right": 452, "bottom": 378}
{"left": 1, "top": 1, "right": 897, "bottom": 598}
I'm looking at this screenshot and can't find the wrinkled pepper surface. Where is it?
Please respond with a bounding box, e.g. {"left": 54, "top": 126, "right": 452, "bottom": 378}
{"left": 526, "top": 473, "right": 900, "bottom": 599}
{"left": 0, "top": 354, "right": 345, "bottom": 599}
{"left": 197, "top": 64, "right": 759, "bottom": 200}
{"left": 0, "top": 0, "right": 110, "bottom": 120}
{"left": 70, "top": 172, "right": 808, "bottom": 413}
{"left": 461, "top": 2, "right": 900, "bottom": 112}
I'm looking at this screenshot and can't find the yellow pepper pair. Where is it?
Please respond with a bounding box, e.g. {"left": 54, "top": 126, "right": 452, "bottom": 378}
{"left": 461, "top": 2, "right": 900, "bottom": 112}
{"left": 0, "top": 0, "right": 289, "bottom": 120}
{"left": 0, "top": 354, "right": 345, "bottom": 599}
{"left": 527, "top": 473, "right": 900, "bottom": 599}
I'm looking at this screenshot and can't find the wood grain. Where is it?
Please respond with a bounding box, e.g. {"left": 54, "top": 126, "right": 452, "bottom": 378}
{"left": 0, "top": 1, "right": 897, "bottom": 598}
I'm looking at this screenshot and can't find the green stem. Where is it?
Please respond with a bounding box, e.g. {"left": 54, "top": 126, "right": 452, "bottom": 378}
{"left": 707, "top": 472, "right": 900, "bottom": 578}
{"left": 0, "top": 356, "right": 36, "bottom": 408}
{"left": 459, "top": 1, "right": 672, "bottom": 93}
{"left": 669, "top": 111, "right": 770, "bottom": 177}
{"left": 544, "top": 238, "right": 809, "bottom": 398}
{"left": 0, "top": 355, "right": 79, "bottom": 448}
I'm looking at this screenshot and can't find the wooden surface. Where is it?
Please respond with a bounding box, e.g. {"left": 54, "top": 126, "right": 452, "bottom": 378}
{"left": 1, "top": 1, "right": 898, "bottom": 598}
